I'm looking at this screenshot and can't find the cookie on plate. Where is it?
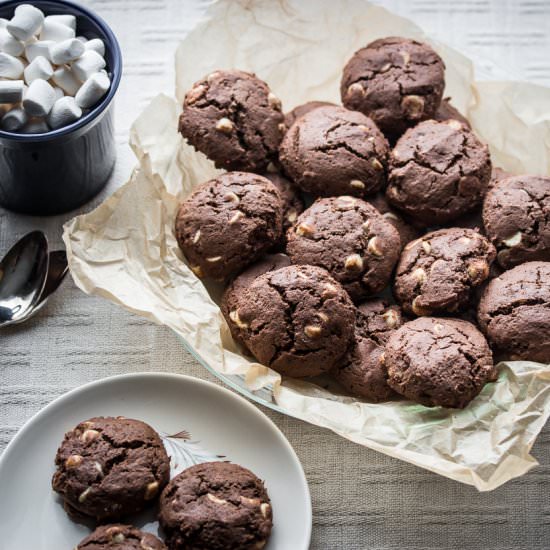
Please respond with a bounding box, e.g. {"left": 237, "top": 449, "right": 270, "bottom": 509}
{"left": 264, "top": 172, "right": 305, "bottom": 238}
{"left": 179, "top": 69, "right": 285, "bottom": 172}
{"left": 52, "top": 417, "right": 170, "bottom": 522}
{"left": 384, "top": 317, "right": 495, "bottom": 408}
{"left": 175, "top": 172, "right": 283, "bottom": 281}
{"left": 75, "top": 524, "right": 166, "bottom": 550}
{"left": 221, "top": 253, "right": 291, "bottom": 348}
{"left": 286, "top": 196, "right": 401, "bottom": 301}
{"left": 284, "top": 100, "right": 335, "bottom": 129}
{"left": 341, "top": 37, "right": 445, "bottom": 139}
{"left": 386, "top": 119, "right": 492, "bottom": 225}
{"left": 159, "top": 462, "right": 272, "bottom": 550}
{"left": 225, "top": 264, "right": 355, "bottom": 377}
{"left": 366, "top": 192, "right": 421, "bottom": 249}
{"left": 433, "top": 97, "right": 470, "bottom": 128}
{"left": 394, "top": 228, "right": 496, "bottom": 316}
{"left": 477, "top": 261, "right": 550, "bottom": 362}
{"left": 482, "top": 175, "right": 550, "bottom": 269}
{"left": 279, "top": 105, "right": 390, "bottom": 197}
{"left": 332, "top": 299, "right": 403, "bottom": 402}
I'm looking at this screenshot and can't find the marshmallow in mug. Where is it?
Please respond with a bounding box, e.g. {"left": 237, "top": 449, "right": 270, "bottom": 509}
{"left": 0, "top": 3, "right": 111, "bottom": 134}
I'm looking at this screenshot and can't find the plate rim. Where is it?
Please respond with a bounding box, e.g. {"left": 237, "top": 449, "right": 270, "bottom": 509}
{"left": 0, "top": 371, "right": 312, "bottom": 549}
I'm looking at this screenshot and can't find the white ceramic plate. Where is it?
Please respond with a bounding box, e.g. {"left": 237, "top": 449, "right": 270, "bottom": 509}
{"left": 0, "top": 373, "right": 311, "bottom": 549}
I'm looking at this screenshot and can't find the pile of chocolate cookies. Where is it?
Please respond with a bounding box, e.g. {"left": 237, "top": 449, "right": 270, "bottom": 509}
{"left": 52, "top": 416, "right": 273, "bottom": 549}
{"left": 176, "top": 36, "right": 550, "bottom": 410}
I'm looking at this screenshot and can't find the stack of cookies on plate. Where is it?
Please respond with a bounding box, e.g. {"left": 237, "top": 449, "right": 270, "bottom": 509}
{"left": 175, "top": 37, "right": 550, "bottom": 410}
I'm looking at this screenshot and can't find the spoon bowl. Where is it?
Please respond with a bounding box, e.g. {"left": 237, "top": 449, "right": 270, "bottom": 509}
{"left": 0, "top": 231, "right": 49, "bottom": 327}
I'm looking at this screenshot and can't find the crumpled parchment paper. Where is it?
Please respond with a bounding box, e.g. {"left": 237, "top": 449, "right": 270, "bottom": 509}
{"left": 63, "top": 0, "right": 550, "bottom": 491}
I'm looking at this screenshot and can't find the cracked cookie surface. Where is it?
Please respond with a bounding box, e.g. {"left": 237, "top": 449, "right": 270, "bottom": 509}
{"left": 385, "top": 317, "right": 494, "bottom": 408}
{"left": 159, "top": 462, "right": 272, "bottom": 550}
{"left": 386, "top": 119, "right": 492, "bottom": 224}
{"left": 222, "top": 253, "right": 291, "bottom": 349}
{"left": 175, "top": 172, "right": 283, "bottom": 281}
{"left": 284, "top": 100, "right": 335, "bottom": 130}
{"left": 477, "top": 261, "right": 550, "bottom": 362}
{"left": 394, "top": 227, "right": 496, "bottom": 316}
{"left": 482, "top": 175, "right": 550, "bottom": 269}
{"left": 286, "top": 196, "right": 401, "bottom": 301}
{"left": 340, "top": 37, "right": 445, "bottom": 140}
{"left": 279, "top": 105, "right": 390, "bottom": 197}
{"left": 179, "top": 69, "right": 284, "bottom": 172}
{"left": 52, "top": 417, "right": 170, "bottom": 522}
{"left": 227, "top": 264, "right": 355, "bottom": 377}
{"left": 332, "top": 299, "right": 403, "bottom": 402}
{"left": 76, "top": 524, "right": 166, "bottom": 550}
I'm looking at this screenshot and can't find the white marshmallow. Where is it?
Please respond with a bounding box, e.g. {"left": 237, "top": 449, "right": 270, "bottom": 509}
{"left": 75, "top": 72, "right": 110, "bottom": 109}
{"left": 24, "top": 55, "right": 53, "bottom": 84}
{"left": 23, "top": 78, "right": 56, "bottom": 116}
{"left": 71, "top": 49, "right": 105, "bottom": 82}
{"left": 1, "top": 106, "right": 29, "bottom": 131}
{"left": 21, "top": 117, "right": 49, "bottom": 134}
{"left": 0, "top": 52, "right": 24, "bottom": 78}
{"left": 40, "top": 19, "right": 74, "bottom": 41}
{"left": 47, "top": 95, "right": 82, "bottom": 129}
{"left": 84, "top": 38, "right": 105, "bottom": 57}
{"left": 43, "top": 14, "right": 76, "bottom": 31}
{"left": 25, "top": 39, "right": 53, "bottom": 62}
{"left": 76, "top": 35, "right": 87, "bottom": 43}
{"left": 51, "top": 65, "right": 81, "bottom": 96}
{"left": 7, "top": 4, "right": 44, "bottom": 42}
{"left": 53, "top": 86, "right": 64, "bottom": 100}
{"left": 49, "top": 37, "right": 84, "bottom": 64}
{"left": 0, "top": 80, "right": 24, "bottom": 103}
{"left": 0, "top": 28, "right": 24, "bottom": 57}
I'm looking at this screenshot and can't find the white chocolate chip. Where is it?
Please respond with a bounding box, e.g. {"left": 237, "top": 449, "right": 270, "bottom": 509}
{"left": 458, "top": 236, "right": 472, "bottom": 245}
{"left": 318, "top": 312, "right": 329, "bottom": 323}
{"left": 186, "top": 84, "right": 206, "bottom": 105}
{"left": 224, "top": 191, "right": 240, "bottom": 204}
{"left": 421, "top": 241, "right": 431, "bottom": 254}
{"left": 401, "top": 95, "right": 425, "bottom": 118}
{"left": 350, "top": 179, "right": 365, "bottom": 189}
{"left": 229, "top": 310, "right": 248, "bottom": 330}
{"left": 78, "top": 487, "right": 92, "bottom": 503}
{"left": 400, "top": 50, "right": 411, "bottom": 65}
{"left": 229, "top": 211, "right": 244, "bottom": 224}
{"left": 215, "top": 117, "right": 233, "bottom": 133}
{"left": 362, "top": 220, "right": 371, "bottom": 233}
{"left": 383, "top": 211, "right": 399, "bottom": 221}
{"left": 382, "top": 309, "right": 400, "bottom": 329}
{"left": 112, "top": 533, "right": 125, "bottom": 543}
{"left": 278, "top": 122, "right": 286, "bottom": 133}
{"left": 347, "top": 82, "right": 365, "bottom": 98}
{"left": 65, "top": 454, "right": 82, "bottom": 468}
{"left": 266, "top": 161, "right": 278, "bottom": 173}
{"left": 191, "top": 265, "right": 204, "bottom": 278}
{"left": 367, "top": 236, "right": 383, "bottom": 257}
{"left": 412, "top": 267, "right": 427, "bottom": 284}
{"left": 322, "top": 283, "right": 339, "bottom": 298}
{"left": 380, "top": 62, "right": 392, "bottom": 73}
{"left": 296, "top": 222, "right": 315, "bottom": 237}
{"left": 287, "top": 209, "right": 298, "bottom": 223}
{"left": 207, "top": 71, "right": 220, "bottom": 83}
{"left": 261, "top": 502, "right": 271, "bottom": 518}
{"left": 345, "top": 254, "right": 363, "bottom": 271}
{"left": 502, "top": 231, "right": 522, "bottom": 247}
{"left": 268, "top": 92, "right": 281, "bottom": 110}
{"left": 336, "top": 196, "right": 357, "bottom": 209}
{"left": 240, "top": 496, "right": 261, "bottom": 506}
{"left": 144, "top": 481, "right": 159, "bottom": 500}
{"left": 94, "top": 461, "right": 103, "bottom": 476}
{"left": 206, "top": 256, "right": 222, "bottom": 262}
{"left": 447, "top": 119, "right": 463, "bottom": 131}
{"left": 81, "top": 429, "right": 100, "bottom": 443}
{"left": 192, "top": 230, "right": 201, "bottom": 244}
{"left": 207, "top": 493, "right": 228, "bottom": 505}
{"left": 412, "top": 297, "right": 430, "bottom": 316}
{"left": 305, "top": 325, "right": 322, "bottom": 338}
{"left": 371, "top": 158, "right": 383, "bottom": 171}
{"left": 379, "top": 352, "right": 386, "bottom": 365}
{"left": 467, "top": 260, "right": 489, "bottom": 282}
{"left": 434, "top": 323, "right": 444, "bottom": 334}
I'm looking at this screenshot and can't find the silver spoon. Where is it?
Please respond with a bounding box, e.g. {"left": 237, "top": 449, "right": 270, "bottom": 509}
{"left": 31, "top": 250, "right": 69, "bottom": 316}
{"left": 0, "top": 231, "right": 49, "bottom": 328}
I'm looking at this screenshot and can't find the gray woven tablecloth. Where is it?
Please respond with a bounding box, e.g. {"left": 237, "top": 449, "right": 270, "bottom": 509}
{"left": 2, "top": 1, "right": 550, "bottom": 548}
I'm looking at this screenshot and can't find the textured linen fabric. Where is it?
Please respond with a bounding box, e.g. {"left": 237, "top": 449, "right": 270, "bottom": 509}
{"left": 1, "top": 1, "right": 550, "bottom": 548}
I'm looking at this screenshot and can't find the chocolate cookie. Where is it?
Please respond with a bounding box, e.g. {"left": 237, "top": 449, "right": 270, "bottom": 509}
{"left": 279, "top": 105, "right": 390, "bottom": 197}
{"left": 264, "top": 172, "right": 305, "bottom": 237}
{"left": 52, "top": 417, "right": 170, "bottom": 522}
{"left": 332, "top": 299, "right": 403, "bottom": 401}
{"left": 286, "top": 196, "right": 401, "bottom": 301}
{"left": 76, "top": 524, "right": 166, "bottom": 550}
{"left": 386, "top": 119, "right": 492, "bottom": 225}
{"left": 489, "top": 167, "right": 512, "bottom": 190}
{"left": 226, "top": 264, "right": 355, "bottom": 377}
{"left": 341, "top": 37, "right": 445, "bottom": 139}
{"left": 159, "top": 462, "right": 272, "bottom": 550}
{"left": 284, "top": 100, "right": 335, "bottom": 129}
{"left": 175, "top": 172, "right": 283, "bottom": 280}
{"left": 394, "top": 228, "right": 496, "bottom": 316}
{"left": 482, "top": 175, "right": 550, "bottom": 269}
{"left": 366, "top": 192, "right": 421, "bottom": 249}
{"left": 221, "top": 253, "right": 291, "bottom": 347}
{"left": 385, "top": 317, "right": 494, "bottom": 408}
{"left": 434, "top": 97, "right": 470, "bottom": 128}
{"left": 179, "top": 69, "right": 285, "bottom": 172}
{"left": 477, "top": 261, "right": 550, "bottom": 362}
